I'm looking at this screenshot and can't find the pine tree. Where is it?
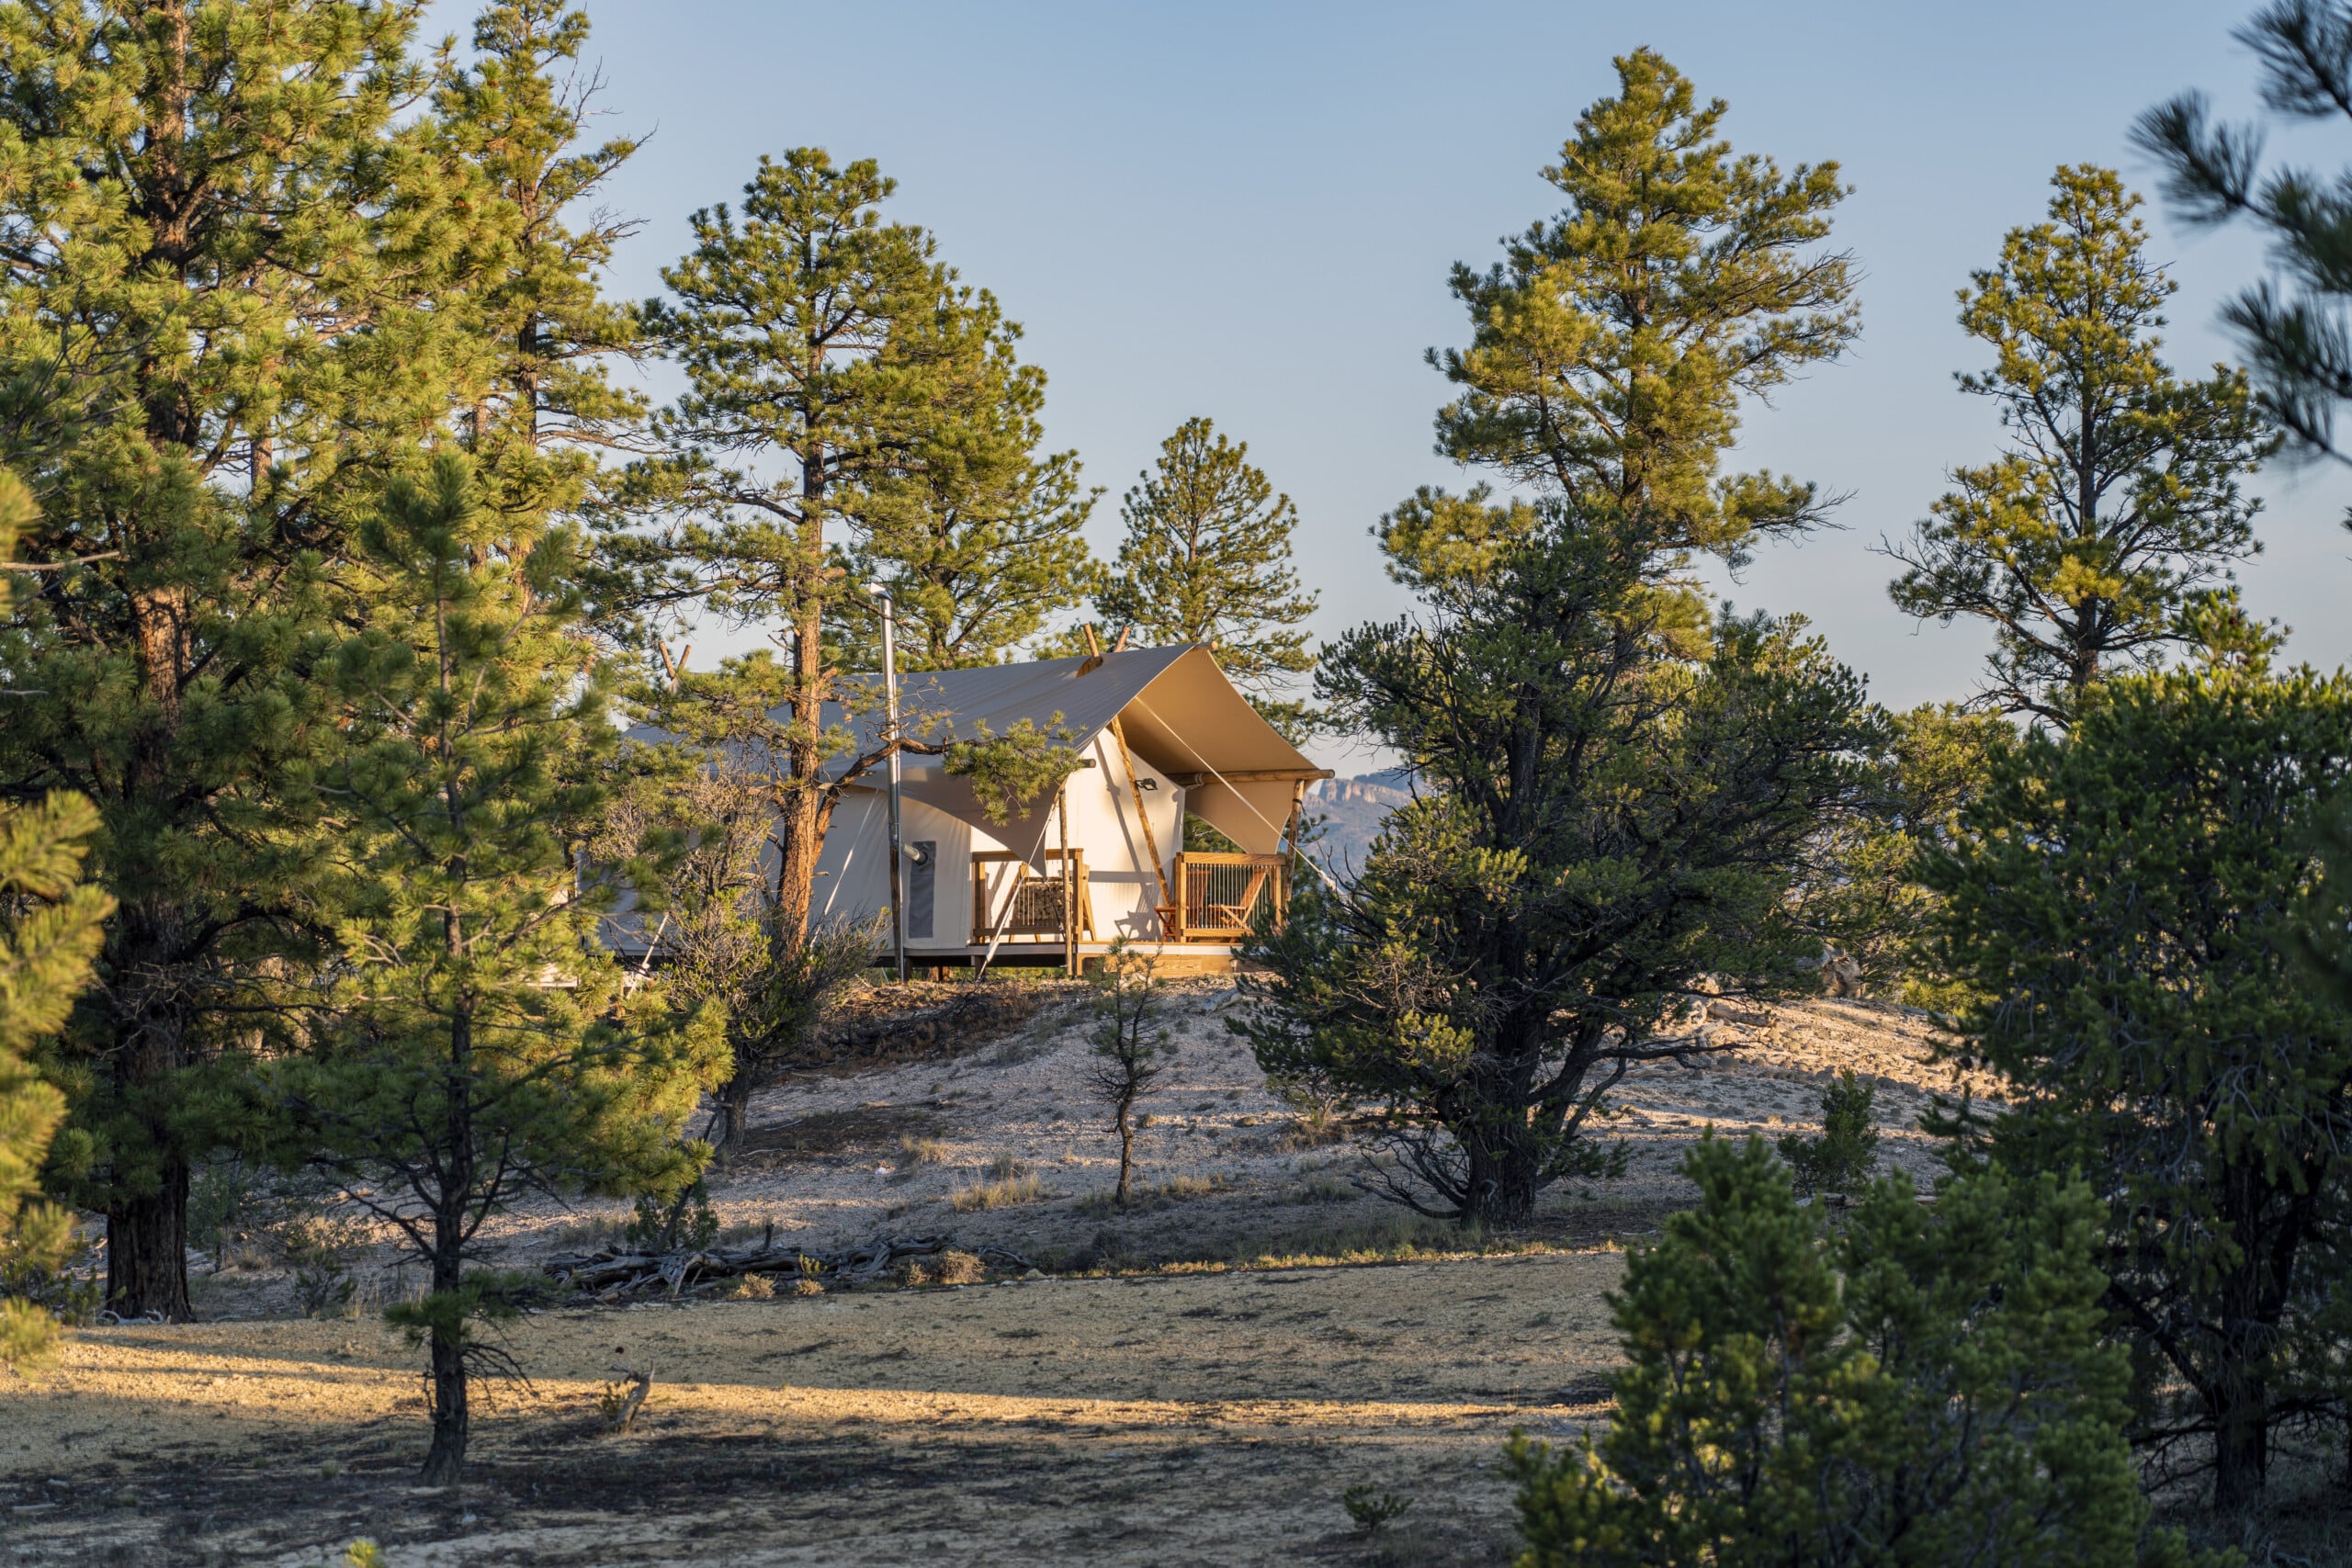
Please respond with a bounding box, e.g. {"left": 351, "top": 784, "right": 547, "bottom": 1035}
{"left": 1239, "top": 512, "right": 1877, "bottom": 1226}
{"left": 1389, "top": 47, "right": 1857, "bottom": 585}
{"left": 0, "top": 0, "right": 500, "bottom": 1321}
{"left": 0, "top": 789, "right": 105, "bottom": 1372}
{"left": 628, "top": 151, "right": 1082, "bottom": 1037}
{"left": 1239, "top": 54, "right": 1873, "bottom": 1228}
{"left": 0, "top": 472, "right": 110, "bottom": 1372}
{"left": 283, "top": 456, "right": 721, "bottom": 1484}
{"left": 1095, "top": 417, "right": 1317, "bottom": 735}
{"left": 629, "top": 151, "right": 959, "bottom": 974}
{"left": 1884, "top": 166, "right": 2275, "bottom": 726}
{"left": 1924, "top": 667, "right": 2352, "bottom": 1511}
{"left": 434, "top": 0, "right": 652, "bottom": 483}
{"left": 1508, "top": 1136, "right": 2208, "bottom": 1568}
{"left": 2136, "top": 1, "right": 2352, "bottom": 468}
{"left": 833, "top": 285, "right": 1099, "bottom": 671}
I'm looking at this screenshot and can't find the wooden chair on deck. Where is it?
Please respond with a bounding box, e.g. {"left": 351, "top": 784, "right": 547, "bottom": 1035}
{"left": 1204, "top": 865, "right": 1273, "bottom": 934}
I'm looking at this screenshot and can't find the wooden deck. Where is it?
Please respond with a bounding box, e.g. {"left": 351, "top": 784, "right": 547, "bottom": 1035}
{"left": 972, "top": 850, "right": 1289, "bottom": 948}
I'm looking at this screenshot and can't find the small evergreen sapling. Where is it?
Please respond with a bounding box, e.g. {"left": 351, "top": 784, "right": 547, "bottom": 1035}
{"left": 1087, "top": 942, "right": 1175, "bottom": 1208}
{"left": 1340, "top": 1483, "right": 1414, "bottom": 1535}
{"left": 1777, "top": 1069, "right": 1881, "bottom": 1196}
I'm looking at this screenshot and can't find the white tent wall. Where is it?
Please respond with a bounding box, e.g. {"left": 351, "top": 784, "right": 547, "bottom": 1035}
{"left": 1065, "top": 729, "right": 1183, "bottom": 944}
{"left": 811, "top": 789, "right": 974, "bottom": 944}
{"left": 808, "top": 727, "right": 1183, "bottom": 953}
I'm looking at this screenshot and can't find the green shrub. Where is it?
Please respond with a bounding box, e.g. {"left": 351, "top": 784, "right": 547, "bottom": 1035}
{"left": 1776, "top": 1069, "right": 1881, "bottom": 1195}
{"left": 627, "top": 1179, "right": 718, "bottom": 1255}
{"left": 1925, "top": 668, "right": 2352, "bottom": 1511}
{"left": 1507, "top": 1135, "right": 2219, "bottom": 1568}
{"left": 1341, "top": 1483, "right": 1414, "bottom": 1534}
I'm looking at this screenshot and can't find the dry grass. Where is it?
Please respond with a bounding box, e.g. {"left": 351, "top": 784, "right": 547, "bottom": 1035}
{"left": 949, "top": 1155, "right": 1045, "bottom": 1212}
{"left": 729, "top": 1102, "right": 942, "bottom": 1168}
{"left": 1290, "top": 1174, "right": 1356, "bottom": 1204}
{"left": 892, "top": 1248, "right": 987, "bottom": 1288}
{"left": 1076, "top": 1171, "right": 1235, "bottom": 1217}
{"left": 895, "top": 1134, "right": 949, "bottom": 1168}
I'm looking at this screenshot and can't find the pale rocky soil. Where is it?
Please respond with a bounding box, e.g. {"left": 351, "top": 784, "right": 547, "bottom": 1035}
{"left": 0, "top": 986, "right": 1981, "bottom": 1566}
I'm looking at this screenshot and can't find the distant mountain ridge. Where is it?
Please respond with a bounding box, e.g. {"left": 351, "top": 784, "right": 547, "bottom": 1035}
{"left": 1300, "top": 770, "right": 1415, "bottom": 874}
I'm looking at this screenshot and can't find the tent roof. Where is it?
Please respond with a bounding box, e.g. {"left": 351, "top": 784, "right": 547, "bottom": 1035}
{"left": 628, "top": 645, "right": 1325, "bottom": 854}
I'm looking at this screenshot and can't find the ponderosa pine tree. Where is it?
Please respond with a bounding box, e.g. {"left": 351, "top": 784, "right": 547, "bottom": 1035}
{"left": 1883, "top": 166, "right": 2275, "bottom": 726}
{"left": 0, "top": 472, "right": 111, "bottom": 1372}
{"left": 832, "top": 286, "right": 1099, "bottom": 671}
{"left": 629, "top": 152, "right": 961, "bottom": 976}
{"left": 284, "top": 456, "right": 721, "bottom": 1484}
{"left": 628, "top": 152, "right": 1080, "bottom": 1036}
{"left": 1240, "top": 509, "right": 1877, "bottom": 1225}
{"left": 1924, "top": 667, "right": 2352, "bottom": 1512}
{"left": 2137, "top": 0, "right": 2352, "bottom": 468}
{"left": 0, "top": 0, "right": 505, "bottom": 1321}
{"left": 435, "top": 0, "right": 652, "bottom": 491}
{"left": 1385, "top": 46, "right": 1858, "bottom": 585}
{"left": 1094, "top": 417, "right": 1317, "bottom": 736}
{"left": 1238, "top": 53, "right": 1873, "bottom": 1227}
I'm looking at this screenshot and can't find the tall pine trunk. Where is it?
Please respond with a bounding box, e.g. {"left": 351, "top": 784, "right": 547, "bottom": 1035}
{"left": 1459, "top": 1040, "right": 1544, "bottom": 1227}
{"left": 2211, "top": 1370, "right": 2267, "bottom": 1513}
{"left": 98, "top": 329, "right": 204, "bottom": 1320}
{"left": 419, "top": 1277, "right": 469, "bottom": 1486}
{"left": 102, "top": 898, "right": 195, "bottom": 1321}
{"left": 105, "top": 1158, "right": 190, "bottom": 1322}
{"left": 421, "top": 1006, "right": 476, "bottom": 1486}
{"left": 1463, "top": 1137, "right": 1540, "bottom": 1227}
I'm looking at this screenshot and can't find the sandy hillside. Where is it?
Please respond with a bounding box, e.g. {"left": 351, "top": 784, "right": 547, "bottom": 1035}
{"left": 1, "top": 985, "right": 1975, "bottom": 1565}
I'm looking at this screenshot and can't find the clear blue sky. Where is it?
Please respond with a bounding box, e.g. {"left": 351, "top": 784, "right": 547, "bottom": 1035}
{"left": 455, "top": 1, "right": 2352, "bottom": 768}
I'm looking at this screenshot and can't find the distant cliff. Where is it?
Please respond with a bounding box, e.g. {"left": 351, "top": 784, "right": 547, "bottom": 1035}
{"left": 1298, "top": 770, "right": 1414, "bottom": 875}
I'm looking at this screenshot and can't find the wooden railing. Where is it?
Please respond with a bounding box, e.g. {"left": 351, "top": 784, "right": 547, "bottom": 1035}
{"left": 971, "top": 851, "right": 1092, "bottom": 942}
{"left": 1157, "top": 852, "right": 1288, "bottom": 944}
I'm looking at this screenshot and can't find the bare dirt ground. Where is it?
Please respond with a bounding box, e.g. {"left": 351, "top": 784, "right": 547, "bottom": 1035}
{"left": 1, "top": 987, "right": 1974, "bottom": 1566}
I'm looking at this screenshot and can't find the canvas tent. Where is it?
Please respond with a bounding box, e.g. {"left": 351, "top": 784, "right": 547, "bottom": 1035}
{"left": 618, "top": 645, "right": 1330, "bottom": 972}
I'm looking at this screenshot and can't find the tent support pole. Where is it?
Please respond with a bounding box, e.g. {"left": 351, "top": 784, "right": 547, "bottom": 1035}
{"left": 1057, "top": 783, "right": 1075, "bottom": 977}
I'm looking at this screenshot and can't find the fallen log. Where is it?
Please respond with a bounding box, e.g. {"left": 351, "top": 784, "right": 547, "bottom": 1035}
{"left": 542, "top": 1235, "right": 1039, "bottom": 1296}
